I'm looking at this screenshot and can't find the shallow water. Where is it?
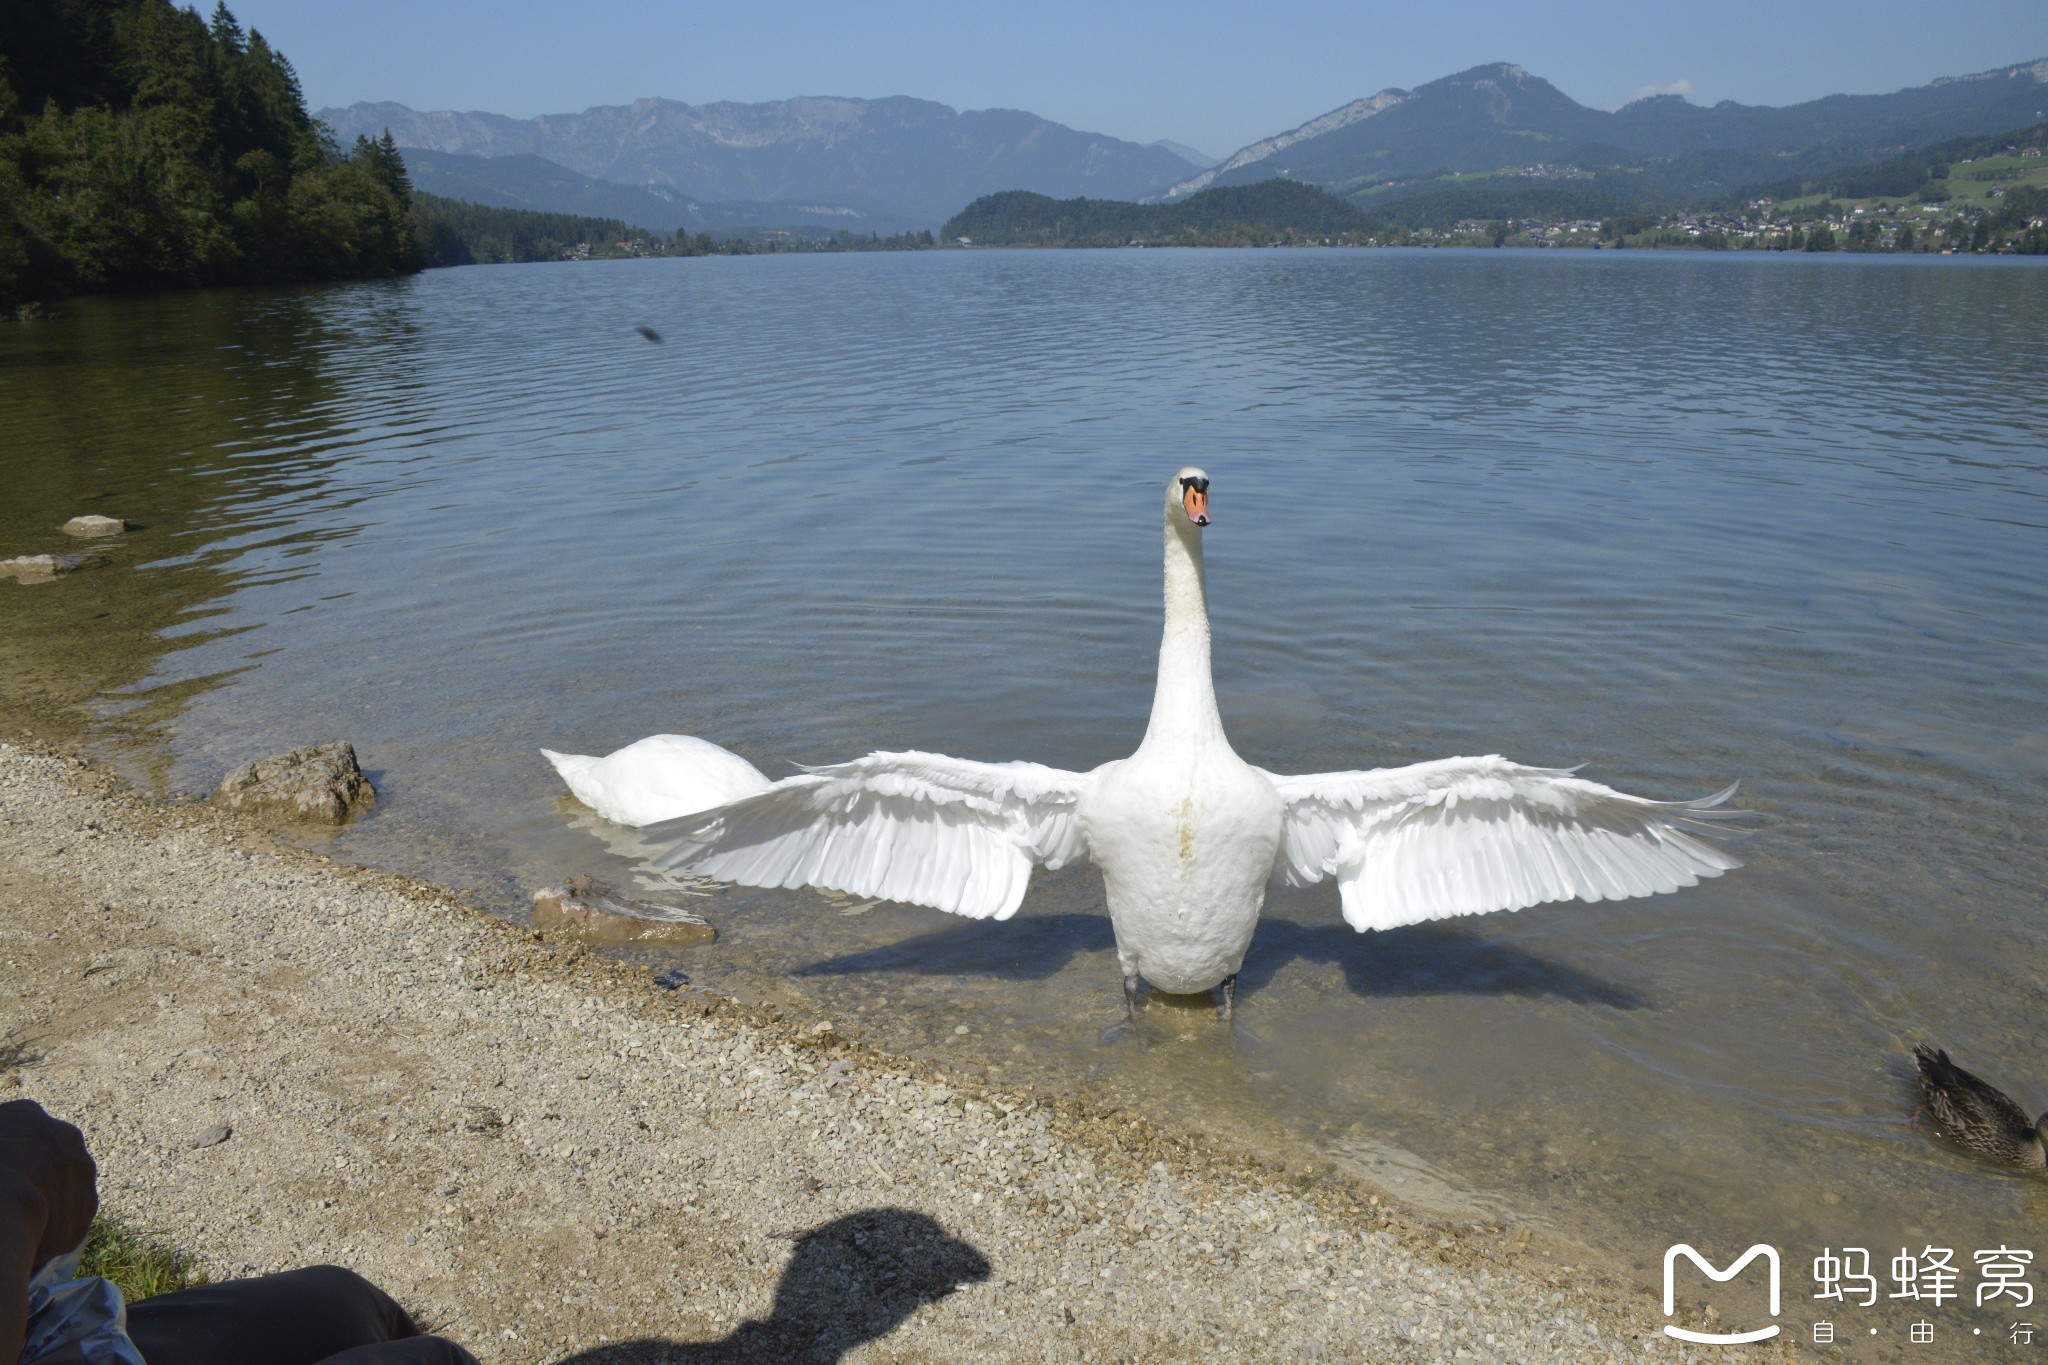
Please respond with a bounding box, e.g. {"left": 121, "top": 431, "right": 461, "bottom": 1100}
{"left": 4, "top": 249, "right": 2046, "bottom": 1321}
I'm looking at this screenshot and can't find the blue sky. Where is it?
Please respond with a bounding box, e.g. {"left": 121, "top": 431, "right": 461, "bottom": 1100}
{"left": 231, "top": 0, "right": 2048, "bottom": 157}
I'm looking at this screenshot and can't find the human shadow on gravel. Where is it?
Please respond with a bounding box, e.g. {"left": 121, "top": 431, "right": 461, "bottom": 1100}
{"left": 550, "top": 1208, "right": 990, "bottom": 1364}
{"left": 797, "top": 912, "right": 1644, "bottom": 1009}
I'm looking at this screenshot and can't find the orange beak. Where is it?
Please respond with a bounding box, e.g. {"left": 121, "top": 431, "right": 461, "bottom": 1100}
{"left": 1183, "top": 485, "right": 1210, "bottom": 526}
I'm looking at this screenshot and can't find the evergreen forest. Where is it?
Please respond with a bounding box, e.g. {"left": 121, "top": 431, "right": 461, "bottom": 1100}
{"left": 411, "top": 194, "right": 649, "bottom": 267}
{"left": 944, "top": 181, "right": 1377, "bottom": 247}
{"left": 0, "top": 0, "right": 422, "bottom": 310}
{"left": 410, "top": 196, "right": 940, "bottom": 266}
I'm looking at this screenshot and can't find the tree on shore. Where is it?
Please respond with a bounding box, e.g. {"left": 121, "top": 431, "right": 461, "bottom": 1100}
{"left": 0, "top": 0, "right": 422, "bottom": 310}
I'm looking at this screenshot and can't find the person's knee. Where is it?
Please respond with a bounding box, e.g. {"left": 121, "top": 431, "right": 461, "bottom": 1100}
{"left": 282, "top": 1264, "right": 421, "bottom": 1337}
{"left": 284, "top": 1264, "right": 388, "bottom": 1303}
{"left": 316, "top": 1336, "right": 481, "bottom": 1365}
{"left": 125, "top": 1262, "right": 427, "bottom": 1365}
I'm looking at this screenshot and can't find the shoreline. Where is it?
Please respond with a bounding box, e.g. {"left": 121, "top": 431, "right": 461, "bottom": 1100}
{"left": 0, "top": 738, "right": 1753, "bottom": 1360}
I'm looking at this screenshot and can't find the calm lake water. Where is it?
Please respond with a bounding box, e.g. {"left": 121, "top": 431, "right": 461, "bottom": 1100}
{"left": 5, "top": 248, "right": 2047, "bottom": 1316}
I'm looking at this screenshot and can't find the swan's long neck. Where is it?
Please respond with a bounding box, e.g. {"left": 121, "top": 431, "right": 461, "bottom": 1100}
{"left": 1144, "top": 513, "right": 1223, "bottom": 746}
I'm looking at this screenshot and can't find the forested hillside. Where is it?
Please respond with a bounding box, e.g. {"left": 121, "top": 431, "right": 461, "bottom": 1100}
{"left": 1727, "top": 121, "right": 2048, "bottom": 204}
{"left": 410, "top": 194, "right": 653, "bottom": 266}
{"left": 406, "top": 194, "right": 940, "bottom": 265}
{"left": 945, "top": 181, "right": 1373, "bottom": 246}
{"left": 0, "top": 0, "right": 422, "bottom": 310}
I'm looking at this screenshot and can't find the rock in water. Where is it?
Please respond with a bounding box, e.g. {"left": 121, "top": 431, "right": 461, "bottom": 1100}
{"left": 213, "top": 742, "right": 376, "bottom": 824}
{"left": 532, "top": 876, "right": 716, "bottom": 947}
{"left": 60, "top": 515, "right": 127, "bottom": 537}
{"left": 0, "top": 554, "right": 90, "bottom": 582}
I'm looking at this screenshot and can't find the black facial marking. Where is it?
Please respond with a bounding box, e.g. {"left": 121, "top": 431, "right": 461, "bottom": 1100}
{"left": 1180, "top": 476, "right": 1209, "bottom": 494}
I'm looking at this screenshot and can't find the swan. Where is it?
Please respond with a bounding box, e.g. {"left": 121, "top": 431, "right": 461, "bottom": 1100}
{"left": 544, "top": 468, "right": 1743, "bottom": 1017}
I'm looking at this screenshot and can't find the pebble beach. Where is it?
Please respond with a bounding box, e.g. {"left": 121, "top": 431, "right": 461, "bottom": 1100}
{"left": 0, "top": 740, "right": 1785, "bottom": 1361}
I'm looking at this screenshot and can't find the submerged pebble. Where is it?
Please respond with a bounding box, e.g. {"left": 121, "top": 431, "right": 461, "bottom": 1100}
{"left": 0, "top": 553, "right": 90, "bottom": 581}
{"left": 533, "top": 875, "right": 714, "bottom": 947}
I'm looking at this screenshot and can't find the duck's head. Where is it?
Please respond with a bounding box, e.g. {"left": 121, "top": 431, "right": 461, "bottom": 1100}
{"left": 1171, "top": 467, "right": 1211, "bottom": 528}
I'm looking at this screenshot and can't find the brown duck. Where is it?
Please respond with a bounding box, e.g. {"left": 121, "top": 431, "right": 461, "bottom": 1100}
{"left": 1914, "top": 1044, "right": 2048, "bottom": 1170}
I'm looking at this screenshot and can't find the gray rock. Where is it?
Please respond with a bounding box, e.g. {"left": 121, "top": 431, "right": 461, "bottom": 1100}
{"left": 60, "top": 515, "right": 127, "bottom": 537}
{"left": 0, "top": 554, "right": 90, "bottom": 582}
{"left": 191, "top": 1124, "right": 232, "bottom": 1149}
{"left": 532, "top": 876, "right": 715, "bottom": 947}
{"left": 213, "top": 743, "right": 376, "bottom": 824}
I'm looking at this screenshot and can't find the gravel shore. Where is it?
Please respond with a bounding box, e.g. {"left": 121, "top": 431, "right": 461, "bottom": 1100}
{"left": 0, "top": 740, "right": 1778, "bottom": 1362}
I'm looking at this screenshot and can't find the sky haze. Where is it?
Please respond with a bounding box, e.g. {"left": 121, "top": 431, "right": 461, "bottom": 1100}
{"left": 231, "top": 0, "right": 2048, "bottom": 158}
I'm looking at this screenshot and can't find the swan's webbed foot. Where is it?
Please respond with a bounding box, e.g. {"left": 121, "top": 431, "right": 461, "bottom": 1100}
{"left": 1123, "top": 973, "right": 1144, "bottom": 1021}
{"left": 1219, "top": 973, "right": 1237, "bottom": 1022}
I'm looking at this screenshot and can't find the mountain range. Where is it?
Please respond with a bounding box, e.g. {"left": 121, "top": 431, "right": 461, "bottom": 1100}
{"left": 320, "top": 96, "right": 1200, "bottom": 232}
{"left": 1164, "top": 59, "right": 2048, "bottom": 205}
{"left": 322, "top": 59, "right": 2048, "bottom": 234}
{"left": 391, "top": 149, "right": 889, "bottom": 234}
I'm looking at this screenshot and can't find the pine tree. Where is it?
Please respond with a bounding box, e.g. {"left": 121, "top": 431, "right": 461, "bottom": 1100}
{"left": 0, "top": 0, "right": 424, "bottom": 304}
{"left": 209, "top": 2, "right": 244, "bottom": 55}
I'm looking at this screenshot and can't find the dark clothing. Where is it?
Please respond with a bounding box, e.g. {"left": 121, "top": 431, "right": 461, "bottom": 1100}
{"left": 309, "top": 1342, "right": 479, "bottom": 1365}
{"left": 125, "top": 1265, "right": 477, "bottom": 1365}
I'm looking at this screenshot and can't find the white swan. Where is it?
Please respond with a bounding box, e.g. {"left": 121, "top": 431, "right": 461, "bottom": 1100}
{"left": 544, "top": 468, "right": 1742, "bottom": 1016}
{"left": 543, "top": 734, "right": 772, "bottom": 829}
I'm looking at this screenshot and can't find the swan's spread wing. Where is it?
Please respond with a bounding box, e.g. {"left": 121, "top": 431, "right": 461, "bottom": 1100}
{"left": 644, "top": 751, "right": 1096, "bottom": 921}
{"left": 1258, "top": 755, "right": 1744, "bottom": 931}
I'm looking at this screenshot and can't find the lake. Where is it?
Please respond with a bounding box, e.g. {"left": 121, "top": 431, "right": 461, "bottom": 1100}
{"left": 4, "top": 246, "right": 2046, "bottom": 1298}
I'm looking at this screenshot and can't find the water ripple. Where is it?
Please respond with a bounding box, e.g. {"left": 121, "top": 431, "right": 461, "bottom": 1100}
{"left": 3, "top": 248, "right": 2045, "bottom": 1268}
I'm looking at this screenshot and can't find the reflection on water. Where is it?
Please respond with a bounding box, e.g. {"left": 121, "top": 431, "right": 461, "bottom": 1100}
{"left": 0, "top": 289, "right": 364, "bottom": 777}
{"left": 3, "top": 251, "right": 2047, "bottom": 1303}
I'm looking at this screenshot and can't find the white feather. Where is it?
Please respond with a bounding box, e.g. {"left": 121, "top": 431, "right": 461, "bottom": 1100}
{"left": 1259, "top": 756, "right": 1744, "bottom": 932}
{"left": 643, "top": 751, "right": 1097, "bottom": 921}
{"left": 540, "top": 734, "right": 772, "bottom": 827}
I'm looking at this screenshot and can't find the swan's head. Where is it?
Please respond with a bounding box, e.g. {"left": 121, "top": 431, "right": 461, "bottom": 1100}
{"left": 1171, "top": 467, "right": 1211, "bottom": 528}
